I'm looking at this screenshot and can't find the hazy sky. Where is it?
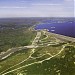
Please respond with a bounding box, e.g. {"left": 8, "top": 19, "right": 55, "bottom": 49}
{"left": 0, "top": 0, "right": 74, "bottom": 18}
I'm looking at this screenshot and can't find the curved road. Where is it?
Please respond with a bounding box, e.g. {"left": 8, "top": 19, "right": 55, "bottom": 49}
{"left": 0, "top": 31, "right": 41, "bottom": 60}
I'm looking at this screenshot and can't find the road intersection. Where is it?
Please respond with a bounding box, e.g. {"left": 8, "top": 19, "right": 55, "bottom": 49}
{"left": 0, "top": 30, "right": 74, "bottom": 75}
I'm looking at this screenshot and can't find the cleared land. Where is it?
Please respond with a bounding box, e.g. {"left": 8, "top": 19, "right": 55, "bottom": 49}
{"left": 0, "top": 28, "right": 75, "bottom": 75}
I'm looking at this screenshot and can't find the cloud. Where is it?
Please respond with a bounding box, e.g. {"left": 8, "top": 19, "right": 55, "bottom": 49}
{"left": 0, "top": 0, "right": 74, "bottom": 17}
{"left": 20, "top": 0, "right": 31, "bottom": 3}
{"left": 32, "top": 3, "right": 62, "bottom": 6}
{"left": 65, "top": 0, "right": 74, "bottom": 1}
{"left": 0, "top": 6, "right": 27, "bottom": 9}
{"left": 16, "top": 0, "right": 31, "bottom": 3}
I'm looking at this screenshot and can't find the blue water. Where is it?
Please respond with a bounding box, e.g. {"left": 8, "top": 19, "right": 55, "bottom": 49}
{"left": 35, "top": 21, "right": 75, "bottom": 38}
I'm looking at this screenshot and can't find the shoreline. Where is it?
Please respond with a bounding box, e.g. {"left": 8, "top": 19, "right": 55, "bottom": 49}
{"left": 34, "top": 28, "right": 75, "bottom": 42}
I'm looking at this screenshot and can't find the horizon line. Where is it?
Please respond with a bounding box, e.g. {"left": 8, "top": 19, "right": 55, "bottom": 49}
{"left": 0, "top": 16, "right": 75, "bottom": 19}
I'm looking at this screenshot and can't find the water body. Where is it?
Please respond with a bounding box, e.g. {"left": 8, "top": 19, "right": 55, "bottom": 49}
{"left": 35, "top": 21, "right": 75, "bottom": 38}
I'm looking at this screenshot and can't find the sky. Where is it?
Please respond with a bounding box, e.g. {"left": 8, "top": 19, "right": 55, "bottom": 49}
{"left": 0, "top": 0, "right": 74, "bottom": 18}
